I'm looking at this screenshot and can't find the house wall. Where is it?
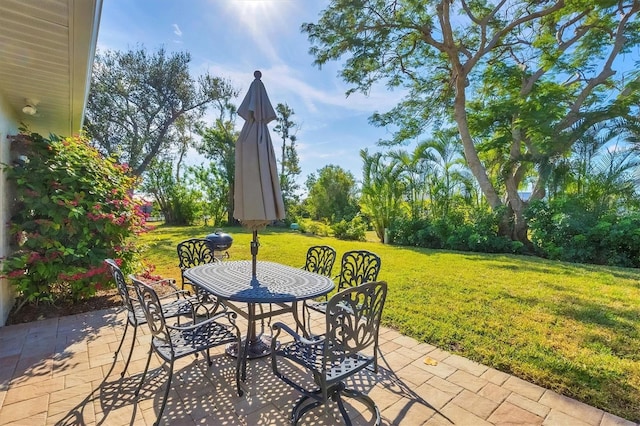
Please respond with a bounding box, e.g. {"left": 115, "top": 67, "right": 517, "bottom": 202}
{"left": 0, "top": 94, "right": 18, "bottom": 326}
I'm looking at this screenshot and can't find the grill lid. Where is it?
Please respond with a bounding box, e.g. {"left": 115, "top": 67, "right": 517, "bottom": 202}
{"left": 205, "top": 231, "right": 233, "bottom": 250}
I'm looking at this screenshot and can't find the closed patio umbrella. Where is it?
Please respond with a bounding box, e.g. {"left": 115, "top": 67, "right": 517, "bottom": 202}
{"left": 234, "top": 70, "right": 285, "bottom": 281}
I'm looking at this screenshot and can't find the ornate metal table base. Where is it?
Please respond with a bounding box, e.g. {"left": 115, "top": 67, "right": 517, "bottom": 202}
{"left": 226, "top": 335, "right": 279, "bottom": 359}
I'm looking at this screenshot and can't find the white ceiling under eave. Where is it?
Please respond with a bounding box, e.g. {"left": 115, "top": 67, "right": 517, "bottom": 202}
{"left": 0, "top": 0, "right": 102, "bottom": 137}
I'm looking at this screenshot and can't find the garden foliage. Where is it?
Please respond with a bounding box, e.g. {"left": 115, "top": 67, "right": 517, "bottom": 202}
{"left": 331, "top": 215, "right": 367, "bottom": 241}
{"left": 526, "top": 198, "right": 640, "bottom": 267}
{"left": 389, "top": 208, "right": 523, "bottom": 254}
{"left": 3, "top": 132, "right": 148, "bottom": 308}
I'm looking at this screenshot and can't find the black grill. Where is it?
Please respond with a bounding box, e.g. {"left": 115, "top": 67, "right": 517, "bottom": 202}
{"left": 204, "top": 231, "right": 233, "bottom": 251}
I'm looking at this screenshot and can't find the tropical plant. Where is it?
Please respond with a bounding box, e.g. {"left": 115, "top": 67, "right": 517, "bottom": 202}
{"left": 273, "top": 103, "right": 302, "bottom": 220}
{"left": 360, "top": 149, "right": 406, "bottom": 242}
{"left": 420, "top": 130, "right": 475, "bottom": 219}
{"left": 331, "top": 215, "right": 367, "bottom": 241}
{"left": 387, "top": 146, "right": 431, "bottom": 220}
{"left": 2, "top": 131, "right": 148, "bottom": 309}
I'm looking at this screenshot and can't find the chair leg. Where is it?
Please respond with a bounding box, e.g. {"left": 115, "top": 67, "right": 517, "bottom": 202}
{"left": 135, "top": 346, "right": 153, "bottom": 396}
{"left": 235, "top": 353, "right": 243, "bottom": 397}
{"left": 155, "top": 359, "right": 174, "bottom": 426}
{"left": 291, "top": 382, "right": 381, "bottom": 426}
{"left": 104, "top": 320, "right": 129, "bottom": 378}
{"left": 341, "top": 387, "right": 381, "bottom": 426}
{"left": 121, "top": 323, "right": 138, "bottom": 377}
{"left": 334, "top": 390, "right": 353, "bottom": 426}
{"left": 291, "top": 394, "right": 322, "bottom": 426}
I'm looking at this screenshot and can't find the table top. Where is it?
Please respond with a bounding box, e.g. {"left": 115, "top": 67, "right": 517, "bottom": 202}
{"left": 184, "top": 260, "right": 335, "bottom": 303}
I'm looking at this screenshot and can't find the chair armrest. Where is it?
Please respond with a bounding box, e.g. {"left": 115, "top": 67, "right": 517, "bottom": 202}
{"left": 154, "top": 277, "right": 181, "bottom": 291}
{"left": 166, "top": 310, "right": 237, "bottom": 332}
{"left": 272, "top": 322, "right": 325, "bottom": 347}
{"left": 158, "top": 289, "right": 192, "bottom": 300}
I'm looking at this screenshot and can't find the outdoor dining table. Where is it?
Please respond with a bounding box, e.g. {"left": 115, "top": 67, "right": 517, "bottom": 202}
{"left": 183, "top": 260, "right": 335, "bottom": 382}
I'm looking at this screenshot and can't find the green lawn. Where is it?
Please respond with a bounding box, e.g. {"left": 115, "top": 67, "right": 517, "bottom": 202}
{"left": 139, "top": 224, "right": 640, "bottom": 421}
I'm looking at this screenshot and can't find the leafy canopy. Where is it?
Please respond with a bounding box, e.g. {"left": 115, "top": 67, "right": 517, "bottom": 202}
{"left": 85, "top": 46, "right": 237, "bottom": 176}
{"left": 303, "top": 0, "right": 640, "bottom": 243}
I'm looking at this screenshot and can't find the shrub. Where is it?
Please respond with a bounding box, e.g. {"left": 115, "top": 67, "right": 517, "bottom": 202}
{"left": 2, "top": 131, "right": 148, "bottom": 309}
{"left": 389, "top": 217, "right": 444, "bottom": 248}
{"left": 297, "top": 219, "right": 333, "bottom": 236}
{"left": 389, "top": 208, "right": 523, "bottom": 254}
{"left": 331, "top": 215, "right": 367, "bottom": 241}
{"left": 526, "top": 198, "right": 640, "bottom": 267}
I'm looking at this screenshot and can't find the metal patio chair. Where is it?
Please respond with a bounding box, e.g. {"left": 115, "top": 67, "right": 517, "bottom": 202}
{"left": 104, "top": 259, "right": 195, "bottom": 378}
{"left": 177, "top": 238, "right": 225, "bottom": 316}
{"left": 131, "top": 276, "right": 243, "bottom": 426}
{"left": 302, "top": 245, "right": 337, "bottom": 277}
{"left": 271, "top": 281, "right": 388, "bottom": 425}
{"left": 306, "top": 249, "right": 381, "bottom": 317}
{"left": 177, "top": 238, "right": 217, "bottom": 290}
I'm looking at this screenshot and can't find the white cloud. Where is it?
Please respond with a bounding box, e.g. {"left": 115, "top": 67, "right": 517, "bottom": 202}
{"left": 172, "top": 24, "right": 182, "bottom": 37}
{"left": 199, "top": 62, "right": 405, "bottom": 117}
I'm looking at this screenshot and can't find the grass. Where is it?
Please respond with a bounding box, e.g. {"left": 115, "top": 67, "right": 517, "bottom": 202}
{"left": 139, "top": 224, "right": 640, "bottom": 421}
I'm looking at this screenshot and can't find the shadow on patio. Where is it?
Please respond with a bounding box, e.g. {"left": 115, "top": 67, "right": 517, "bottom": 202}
{"left": 0, "top": 308, "right": 634, "bottom": 425}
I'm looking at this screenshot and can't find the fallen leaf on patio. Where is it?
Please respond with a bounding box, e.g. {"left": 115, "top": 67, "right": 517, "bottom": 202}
{"left": 424, "top": 357, "right": 438, "bottom": 366}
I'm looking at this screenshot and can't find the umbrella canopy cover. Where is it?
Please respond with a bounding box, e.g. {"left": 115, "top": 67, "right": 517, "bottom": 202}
{"left": 234, "top": 71, "right": 285, "bottom": 230}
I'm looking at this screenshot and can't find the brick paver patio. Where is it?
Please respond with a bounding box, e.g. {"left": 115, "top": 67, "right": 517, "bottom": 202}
{"left": 0, "top": 307, "right": 637, "bottom": 425}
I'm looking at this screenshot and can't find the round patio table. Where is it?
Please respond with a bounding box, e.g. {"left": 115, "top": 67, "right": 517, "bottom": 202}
{"left": 184, "top": 260, "right": 334, "bottom": 381}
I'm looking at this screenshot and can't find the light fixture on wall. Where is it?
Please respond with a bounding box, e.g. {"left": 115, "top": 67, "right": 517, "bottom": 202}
{"left": 22, "top": 104, "right": 37, "bottom": 115}
{"left": 21, "top": 99, "right": 38, "bottom": 116}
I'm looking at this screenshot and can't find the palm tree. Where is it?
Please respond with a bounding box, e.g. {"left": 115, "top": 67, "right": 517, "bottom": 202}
{"left": 387, "top": 146, "right": 432, "bottom": 220}
{"left": 360, "top": 149, "right": 406, "bottom": 242}
{"left": 420, "top": 130, "right": 474, "bottom": 218}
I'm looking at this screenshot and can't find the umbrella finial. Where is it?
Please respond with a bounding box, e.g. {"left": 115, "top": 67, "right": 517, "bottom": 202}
{"left": 254, "top": 70, "right": 262, "bottom": 80}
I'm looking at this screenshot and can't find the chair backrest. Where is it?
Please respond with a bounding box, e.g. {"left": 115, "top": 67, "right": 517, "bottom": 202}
{"left": 130, "top": 275, "right": 171, "bottom": 345}
{"left": 105, "top": 259, "right": 137, "bottom": 315}
{"left": 336, "top": 250, "right": 381, "bottom": 292}
{"left": 303, "top": 245, "right": 337, "bottom": 277}
{"left": 177, "top": 238, "right": 216, "bottom": 270}
{"left": 324, "top": 281, "right": 387, "bottom": 363}
{"left": 177, "top": 238, "right": 217, "bottom": 289}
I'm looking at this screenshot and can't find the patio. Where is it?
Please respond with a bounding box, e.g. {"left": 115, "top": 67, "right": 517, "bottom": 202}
{"left": 0, "top": 307, "right": 636, "bottom": 426}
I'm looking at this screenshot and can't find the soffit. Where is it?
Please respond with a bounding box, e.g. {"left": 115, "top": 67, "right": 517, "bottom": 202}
{"left": 0, "top": 0, "right": 102, "bottom": 136}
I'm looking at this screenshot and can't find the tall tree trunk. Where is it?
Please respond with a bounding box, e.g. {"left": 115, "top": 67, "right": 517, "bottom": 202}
{"left": 452, "top": 73, "right": 536, "bottom": 247}
{"left": 452, "top": 78, "right": 502, "bottom": 208}
{"left": 227, "top": 180, "right": 235, "bottom": 225}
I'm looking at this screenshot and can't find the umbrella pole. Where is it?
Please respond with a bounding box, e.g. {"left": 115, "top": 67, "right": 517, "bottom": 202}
{"left": 251, "top": 230, "right": 258, "bottom": 280}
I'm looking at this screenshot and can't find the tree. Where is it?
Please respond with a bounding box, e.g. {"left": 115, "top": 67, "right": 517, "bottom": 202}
{"left": 273, "top": 103, "right": 302, "bottom": 215}
{"left": 195, "top": 92, "right": 240, "bottom": 225}
{"left": 173, "top": 115, "right": 195, "bottom": 182}
{"left": 360, "top": 149, "right": 406, "bottom": 242}
{"left": 303, "top": 0, "right": 640, "bottom": 246}
{"left": 305, "top": 165, "right": 359, "bottom": 222}
{"left": 85, "top": 46, "right": 237, "bottom": 176}
{"left": 190, "top": 163, "right": 229, "bottom": 226}
{"left": 141, "top": 159, "right": 203, "bottom": 225}
{"left": 571, "top": 127, "right": 640, "bottom": 213}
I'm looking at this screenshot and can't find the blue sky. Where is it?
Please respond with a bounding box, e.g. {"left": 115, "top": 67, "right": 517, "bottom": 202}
{"left": 97, "top": 0, "right": 404, "bottom": 189}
